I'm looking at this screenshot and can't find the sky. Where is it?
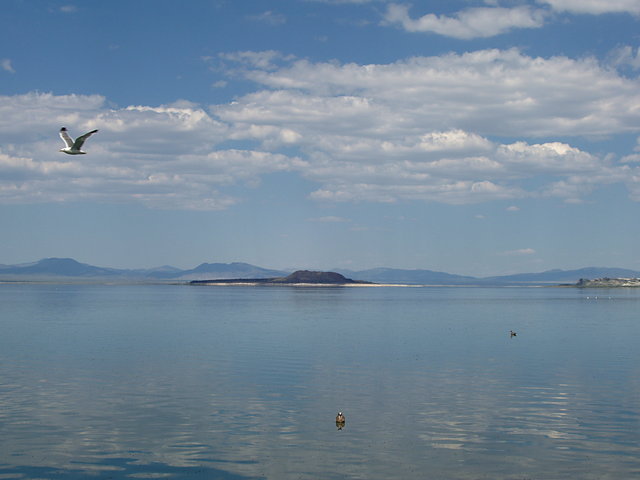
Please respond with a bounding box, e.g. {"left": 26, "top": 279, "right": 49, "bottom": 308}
{"left": 2, "top": 0, "right": 640, "bottom": 276}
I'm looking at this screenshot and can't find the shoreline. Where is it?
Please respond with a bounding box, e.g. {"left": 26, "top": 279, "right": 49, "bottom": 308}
{"left": 189, "top": 281, "right": 413, "bottom": 287}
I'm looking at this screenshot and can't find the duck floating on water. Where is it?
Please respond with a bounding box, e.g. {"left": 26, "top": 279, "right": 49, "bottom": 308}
{"left": 336, "top": 412, "right": 346, "bottom": 430}
{"left": 510, "top": 330, "right": 517, "bottom": 338}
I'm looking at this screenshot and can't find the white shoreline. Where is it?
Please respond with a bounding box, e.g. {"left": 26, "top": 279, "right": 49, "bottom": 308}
{"left": 193, "top": 282, "right": 428, "bottom": 287}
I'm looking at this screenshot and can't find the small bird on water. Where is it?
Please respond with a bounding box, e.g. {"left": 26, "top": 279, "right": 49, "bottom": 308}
{"left": 510, "top": 330, "right": 517, "bottom": 337}
{"left": 336, "top": 412, "right": 346, "bottom": 430}
{"left": 59, "top": 127, "right": 98, "bottom": 155}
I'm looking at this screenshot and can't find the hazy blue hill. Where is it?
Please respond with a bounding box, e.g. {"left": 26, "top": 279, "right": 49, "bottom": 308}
{"left": 139, "top": 265, "right": 182, "bottom": 275}
{"left": 337, "top": 267, "right": 477, "bottom": 285}
{"left": 338, "top": 266, "right": 640, "bottom": 285}
{"left": 1, "top": 258, "right": 638, "bottom": 285}
{"left": 0, "top": 258, "right": 123, "bottom": 277}
{"left": 481, "top": 267, "right": 640, "bottom": 285}
{"left": 153, "top": 262, "right": 289, "bottom": 280}
{"left": 0, "top": 258, "right": 288, "bottom": 281}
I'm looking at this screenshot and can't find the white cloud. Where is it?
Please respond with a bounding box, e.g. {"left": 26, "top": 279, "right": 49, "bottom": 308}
{"left": 609, "top": 45, "right": 640, "bottom": 70}
{"left": 248, "top": 11, "right": 287, "bottom": 26}
{"left": 538, "top": 0, "right": 640, "bottom": 15}
{"left": 225, "top": 49, "right": 640, "bottom": 138}
{"left": 59, "top": 5, "right": 78, "bottom": 13}
{"left": 380, "top": 2, "right": 640, "bottom": 38}
{"left": 384, "top": 4, "right": 547, "bottom": 39}
{"left": 1, "top": 59, "right": 15, "bottom": 74}
{"left": 497, "top": 141, "right": 602, "bottom": 175}
{"left": 0, "top": 93, "right": 303, "bottom": 210}
{"left": 219, "top": 51, "right": 296, "bottom": 71}
{"left": 621, "top": 153, "right": 640, "bottom": 163}
{"left": 213, "top": 49, "right": 640, "bottom": 205}
{"left": 502, "top": 248, "right": 536, "bottom": 256}
{"left": 4, "top": 47, "right": 640, "bottom": 210}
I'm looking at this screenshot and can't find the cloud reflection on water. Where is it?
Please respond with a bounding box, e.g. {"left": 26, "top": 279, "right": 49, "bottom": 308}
{"left": 1, "top": 284, "right": 640, "bottom": 479}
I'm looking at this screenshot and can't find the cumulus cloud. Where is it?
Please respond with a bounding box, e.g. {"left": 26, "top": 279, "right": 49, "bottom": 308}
{"left": 3, "top": 47, "right": 640, "bottom": 210}
{"left": 380, "top": 2, "right": 640, "bottom": 38}
{"left": 215, "top": 49, "right": 640, "bottom": 139}
{"left": 300, "top": 137, "right": 609, "bottom": 204}
{"left": 0, "top": 93, "right": 303, "bottom": 210}
{"left": 224, "top": 49, "right": 640, "bottom": 138}
{"left": 538, "top": 0, "right": 640, "bottom": 15}
{"left": 384, "top": 4, "right": 547, "bottom": 39}
{"left": 213, "top": 49, "right": 640, "bottom": 205}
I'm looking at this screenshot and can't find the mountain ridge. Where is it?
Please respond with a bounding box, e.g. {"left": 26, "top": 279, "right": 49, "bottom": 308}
{"left": 1, "top": 257, "right": 639, "bottom": 285}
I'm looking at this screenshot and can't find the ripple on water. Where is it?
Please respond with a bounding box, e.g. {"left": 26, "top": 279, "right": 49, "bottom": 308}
{"left": 1, "top": 284, "right": 640, "bottom": 479}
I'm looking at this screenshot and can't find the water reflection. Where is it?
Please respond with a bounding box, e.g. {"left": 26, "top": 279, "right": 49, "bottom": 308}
{"left": 1, "top": 284, "right": 640, "bottom": 479}
{"left": 0, "top": 457, "right": 260, "bottom": 480}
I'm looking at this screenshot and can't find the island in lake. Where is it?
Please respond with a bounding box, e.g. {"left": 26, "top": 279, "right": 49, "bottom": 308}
{"left": 575, "top": 277, "right": 640, "bottom": 287}
{"left": 190, "top": 270, "right": 374, "bottom": 286}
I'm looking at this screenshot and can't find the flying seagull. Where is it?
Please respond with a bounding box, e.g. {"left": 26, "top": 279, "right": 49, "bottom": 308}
{"left": 59, "top": 127, "right": 98, "bottom": 155}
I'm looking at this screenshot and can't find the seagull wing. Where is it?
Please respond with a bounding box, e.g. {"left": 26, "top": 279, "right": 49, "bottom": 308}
{"left": 59, "top": 128, "right": 75, "bottom": 148}
{"left": 73, "top": 129, "right": 99, "bottom": 150}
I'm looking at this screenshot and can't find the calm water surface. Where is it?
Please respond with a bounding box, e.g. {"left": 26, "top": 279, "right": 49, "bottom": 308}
{"left": 0, "top": 284, "right": 639, "bottom": 479}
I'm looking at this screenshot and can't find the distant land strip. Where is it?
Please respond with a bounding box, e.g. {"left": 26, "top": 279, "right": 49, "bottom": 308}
{"left": 574, "top": 278, "right": 640, "bottom": 288}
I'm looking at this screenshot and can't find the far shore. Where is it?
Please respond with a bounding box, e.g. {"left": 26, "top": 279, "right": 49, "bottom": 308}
{"left": 189, "top": 281, "right": 421, "bottom": 287}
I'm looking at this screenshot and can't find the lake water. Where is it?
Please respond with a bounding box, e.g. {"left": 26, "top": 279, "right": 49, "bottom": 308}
{"left": 0, "top": 284, "right": 639, "bottom": 480}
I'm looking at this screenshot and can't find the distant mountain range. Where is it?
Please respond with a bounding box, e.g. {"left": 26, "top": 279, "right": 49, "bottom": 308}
{"left": 0, "top": 258, "right": 286, "bottom": 282}
{"left": 335, "top": 266, "right": 640, "bottom": 285}
{"left": 1, "top": 257, "right": 639, "bottom": 286}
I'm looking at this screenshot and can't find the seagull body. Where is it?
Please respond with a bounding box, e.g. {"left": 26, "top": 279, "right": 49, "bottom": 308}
{"left": 59, "top": 127, "right": 98, "bottom": 155}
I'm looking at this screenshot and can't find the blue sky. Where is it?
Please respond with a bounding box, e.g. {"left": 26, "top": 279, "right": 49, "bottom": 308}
{"left": 2, "top": 0, "right": 640, "bottom": 275}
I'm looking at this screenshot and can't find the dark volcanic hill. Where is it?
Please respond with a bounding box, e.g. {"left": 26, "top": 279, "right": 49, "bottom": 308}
{"left": 191, "top": 270, "right": 371, "bottom": 285}
{"left": 273, "top": 270, "right": 366, "bottom": 284}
